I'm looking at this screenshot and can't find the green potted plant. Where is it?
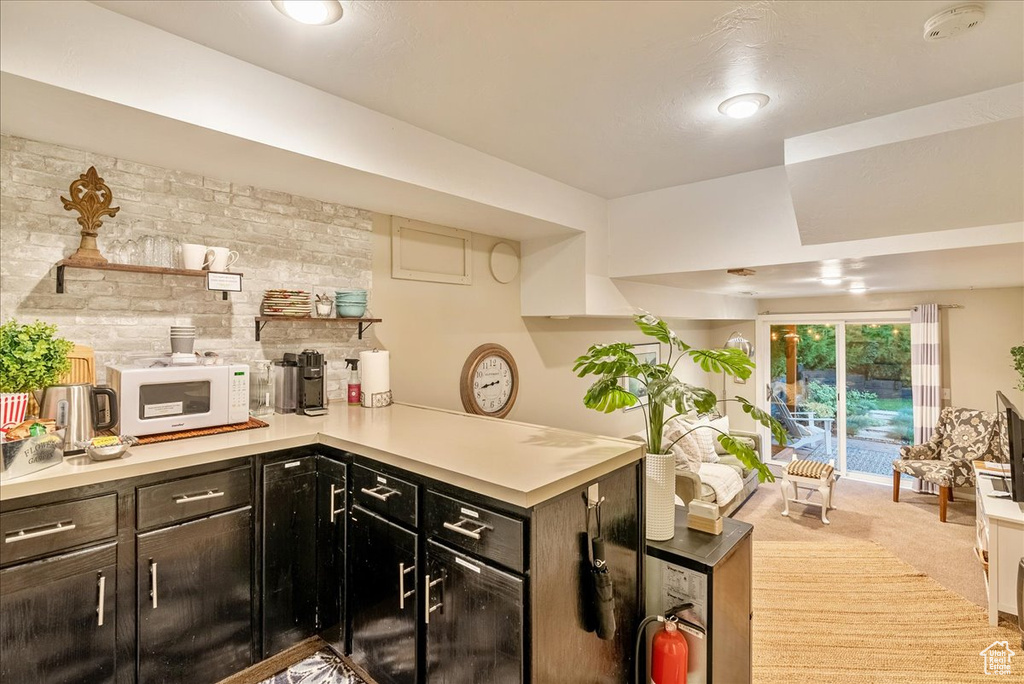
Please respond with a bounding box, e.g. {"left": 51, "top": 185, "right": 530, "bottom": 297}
{"left": 574, "top": 313, "right": 786, "bottom": 538}
{"left": 1, "top": 319, "right": 74, "bottom": 429}
{"left": 1012, "top": 344, "right": 1024, "bottom": 392}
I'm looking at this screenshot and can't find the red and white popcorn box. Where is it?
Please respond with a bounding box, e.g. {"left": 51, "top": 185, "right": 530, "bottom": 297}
{"left": 0, "top": 393, "right": 30, "bottom": 436}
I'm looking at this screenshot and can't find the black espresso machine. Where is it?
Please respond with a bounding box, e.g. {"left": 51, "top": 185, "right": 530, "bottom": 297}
{"left": 284, "top": 349, "right": 327, "bottom": 416}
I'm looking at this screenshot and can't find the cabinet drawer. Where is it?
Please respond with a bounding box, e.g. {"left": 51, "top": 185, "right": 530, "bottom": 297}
{"left": 1, "top": 494, "right": 117, "bottom": 566}
{"left": 137, "top": 466, "right": 251, "bottom": 530}
{"left": 351, "top": 464, "right": 418, "bottom": 527}
{"left": 425, "top": 490, "right": 524, "bottom": 573}
{"left": 265, "top": 455, "right": 317, "bottom": 480}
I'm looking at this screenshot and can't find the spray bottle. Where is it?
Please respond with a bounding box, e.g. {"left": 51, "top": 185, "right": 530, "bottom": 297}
{"left": 345, "top": 359, "right": 361, "bottom": 406}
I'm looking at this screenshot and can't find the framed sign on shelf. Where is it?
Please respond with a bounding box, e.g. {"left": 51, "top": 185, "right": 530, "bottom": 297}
{"left": 621, "top": 342, "right": 661, "bottom": 412}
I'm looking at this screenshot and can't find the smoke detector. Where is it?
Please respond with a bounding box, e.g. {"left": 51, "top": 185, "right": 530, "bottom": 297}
{"left": 923, "top": 4, "right": 985, "bottom": 41}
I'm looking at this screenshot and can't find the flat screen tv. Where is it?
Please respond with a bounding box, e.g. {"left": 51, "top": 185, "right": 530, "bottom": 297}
{"left": 995, "top": 391, "right": 1024, "bottom": 503}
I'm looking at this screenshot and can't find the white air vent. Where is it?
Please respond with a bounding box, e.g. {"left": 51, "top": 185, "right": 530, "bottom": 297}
{"left": 923, "top": 3, "right": 985, "bottom": 41}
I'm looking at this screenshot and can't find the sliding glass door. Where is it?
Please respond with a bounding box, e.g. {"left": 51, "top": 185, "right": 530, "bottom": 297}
{"left": 767, "top": 324, "right": 839, "bottom": 465}
{"left": 759, "top": 313, "right": 912, "bottom": 483}
{"left": 844, "top": 323, "right": 912, "bottom": 479}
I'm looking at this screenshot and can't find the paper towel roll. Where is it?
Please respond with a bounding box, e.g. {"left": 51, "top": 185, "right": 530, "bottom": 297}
{"left": 359, "top": 349, "right": 392, "bottom": 408}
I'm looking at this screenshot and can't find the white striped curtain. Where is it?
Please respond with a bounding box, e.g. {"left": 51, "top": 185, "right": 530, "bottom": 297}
{"left": 911, "top": 304, "right": 942, "bottom": 494}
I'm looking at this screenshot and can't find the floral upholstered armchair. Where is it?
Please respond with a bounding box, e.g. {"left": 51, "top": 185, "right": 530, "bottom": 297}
{"left": 892, "top": 407, "right": 1005, "bottom": 522}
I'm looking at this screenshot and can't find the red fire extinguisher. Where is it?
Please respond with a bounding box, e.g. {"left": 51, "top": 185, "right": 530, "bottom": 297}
{"left": 651, "top": 620, "right": 688, "bottom": 684}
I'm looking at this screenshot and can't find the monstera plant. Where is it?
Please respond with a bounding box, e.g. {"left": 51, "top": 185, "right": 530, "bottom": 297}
{"left": 1012, "top": 344, "right": 1024, "bottom": 392}
{"left": 574, "top": 313, "right": 786, "bottom": 482}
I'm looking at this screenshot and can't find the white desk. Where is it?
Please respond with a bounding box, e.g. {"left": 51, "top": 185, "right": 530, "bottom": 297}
{"left": 974, "top": 464, "right": 1024, "bottom": 626}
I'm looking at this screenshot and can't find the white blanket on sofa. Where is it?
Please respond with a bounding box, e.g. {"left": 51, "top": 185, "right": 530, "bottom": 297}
{"left": 697, "top": 462, "right": 744, "bottom": 505}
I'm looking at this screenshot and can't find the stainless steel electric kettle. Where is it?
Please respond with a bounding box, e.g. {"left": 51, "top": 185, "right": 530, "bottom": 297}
{"left": 37, "top": 383, "right": 119, "bottom": 454}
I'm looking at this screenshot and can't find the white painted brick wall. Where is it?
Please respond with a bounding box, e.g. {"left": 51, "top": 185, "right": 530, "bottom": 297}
{"left": 0, "top": 135, "right": 375, "bottom": 401}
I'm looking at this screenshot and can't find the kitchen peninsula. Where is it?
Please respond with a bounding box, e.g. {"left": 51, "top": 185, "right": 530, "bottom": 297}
{"left": 0, "top": 403, "right": 645, "bottom": 684}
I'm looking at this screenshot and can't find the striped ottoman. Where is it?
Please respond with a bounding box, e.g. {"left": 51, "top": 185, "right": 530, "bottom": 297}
{"left": 781, "top": 458, "right": 838, "bottom": 525}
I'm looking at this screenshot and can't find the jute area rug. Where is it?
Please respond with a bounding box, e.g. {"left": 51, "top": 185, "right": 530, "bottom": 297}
{"left": 753, "top": 541, "right": 1021, "bottom": 683}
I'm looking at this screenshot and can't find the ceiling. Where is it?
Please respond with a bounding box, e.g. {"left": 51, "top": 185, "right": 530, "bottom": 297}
{"left": 91, "top": 0, "right": 1024, "bottom": 199}
{"left": 618, "top": 243, "right": 1024, "bottom": 299}
{"left": 788, "top": 117, "right": 1024, "bottom": 244}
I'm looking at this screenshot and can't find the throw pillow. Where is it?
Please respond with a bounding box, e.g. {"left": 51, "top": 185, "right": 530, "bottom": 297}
{"left": 664, "top": 416, "right": 717, "bottom": 469}
{"left": 708, "top": 415, "right": 731, "bottom": 455}
{"left": 691, "top": 417, "right": 720, "bottom": 463}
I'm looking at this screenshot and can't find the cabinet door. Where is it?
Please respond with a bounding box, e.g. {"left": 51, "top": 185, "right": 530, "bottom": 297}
{"left": 317, "top": 456, "right": 347, "bottom": 653}
{"left": 0, "top": 542, "right": 116, "bottom": 684}
{"left": 137, "top": 507, "right": 252, "bottom": 684}
{"left": 349, "top": 504, "right": 418, "bottom": 684}
{"left": 262, "top": 457, "right": 318, "bottom": 656}
{"left": 425, "top": 540, "right": 524, "bottom": 684}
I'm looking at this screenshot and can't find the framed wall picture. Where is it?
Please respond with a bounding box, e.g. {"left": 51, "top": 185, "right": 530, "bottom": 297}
{"left": 621, "top": 342, "right": 661, "bottom": 412}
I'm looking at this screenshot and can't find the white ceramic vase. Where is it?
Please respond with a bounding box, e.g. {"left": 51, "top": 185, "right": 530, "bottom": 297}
{"left": 645, "top": 451, "right": 676, "bottom": 541}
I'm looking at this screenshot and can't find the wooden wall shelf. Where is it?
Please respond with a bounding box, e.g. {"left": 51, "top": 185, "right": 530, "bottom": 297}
{"left": 254, "top": 316, "right": 381, "bottom": 342}
{"left": 55, "top": 260, "right": 243, "bottom": 300}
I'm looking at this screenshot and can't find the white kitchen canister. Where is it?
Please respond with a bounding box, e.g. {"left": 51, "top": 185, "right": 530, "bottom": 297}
{"left": 645, "top": 451, "right": 676, "bottom": 541}
{"left": 359, "top": 349, "right": 392, "bottom": 408}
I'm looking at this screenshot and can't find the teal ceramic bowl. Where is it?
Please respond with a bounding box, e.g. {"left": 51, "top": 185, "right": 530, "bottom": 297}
{"left": 336, "top": 303, "right": 367, "bottom": 318}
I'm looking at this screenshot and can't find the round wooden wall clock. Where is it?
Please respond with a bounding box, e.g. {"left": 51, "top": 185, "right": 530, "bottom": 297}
{"left": 460, "top": 343, "right": 519, "bottom": 419}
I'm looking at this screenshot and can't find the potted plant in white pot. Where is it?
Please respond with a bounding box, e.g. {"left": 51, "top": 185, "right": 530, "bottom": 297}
{"left": 0, "top": 319, "right": 74, "bottom": 433}
{"left": 574, "top": 313, "right": 787, "bottom": 539}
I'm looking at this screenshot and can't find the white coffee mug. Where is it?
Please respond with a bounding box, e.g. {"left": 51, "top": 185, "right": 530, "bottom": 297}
{"left": 181, "top": 243, "right": 212, "bottom": 270}
{"left": 206, "top": 247, "right": 239, "bottom": 272}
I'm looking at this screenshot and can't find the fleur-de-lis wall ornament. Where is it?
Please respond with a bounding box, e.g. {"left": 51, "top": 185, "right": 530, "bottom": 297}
{"left": 60, "top": 166, "right": 120, "bottom": 265}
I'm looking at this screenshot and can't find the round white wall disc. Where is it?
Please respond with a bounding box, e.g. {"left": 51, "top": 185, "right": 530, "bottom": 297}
{"left": 490, "top": 242, "right": 520, "bottom": 284}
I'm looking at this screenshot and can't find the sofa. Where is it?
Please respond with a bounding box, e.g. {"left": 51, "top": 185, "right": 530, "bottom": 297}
{"left": 674, "top": 430, "right": 762, "bottom": 517}
{"left": 629, "top": 419, "right": 763, "bottom": 518}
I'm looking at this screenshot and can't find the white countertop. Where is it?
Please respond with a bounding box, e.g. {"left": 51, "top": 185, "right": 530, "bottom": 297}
{"left": 976, "top": 470, "right": 1024, "bottom": 525}
{"left": 0, "top": 403, "right": 645, "bottom": 508}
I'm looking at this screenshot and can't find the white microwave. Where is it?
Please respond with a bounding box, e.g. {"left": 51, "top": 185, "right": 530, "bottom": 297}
{"left": 106, "top": 363, "right": 249, "bottom": 436}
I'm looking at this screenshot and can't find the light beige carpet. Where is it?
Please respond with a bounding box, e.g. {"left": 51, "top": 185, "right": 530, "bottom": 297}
{"left": 736, "top": 476, "right": 988, "bottom": 608}
{"left": 753, "top": 540, "right": 1021, "bottom": 684}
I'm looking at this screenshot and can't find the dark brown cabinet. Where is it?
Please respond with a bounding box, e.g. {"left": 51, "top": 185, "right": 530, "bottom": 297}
{"left": 317, "top": 456, "right": 347, "bottom": 653}
{"left": 136, "top": 507, "right": 253, "bottom": 684}
{"left": 424, "top": 540, "right": 524, "bottom": 684}
{"left": 349, "top": 504, "right": 419, "bottom": 684}
{"left": 0, "top": 541, "right": 117, "bottom": 684}
{"left": 262, "top": 456, "right": 318, "bottom": 657}
{"left": 0, "top": 444, "right": 642, "bottom": 684}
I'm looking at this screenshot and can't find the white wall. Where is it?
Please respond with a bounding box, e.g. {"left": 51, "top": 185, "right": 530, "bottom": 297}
{"left": 607, "top": 164, "right": 1022, "bottom": 279}
{"left": 758, "top": 288, "right": 1024, "bottom": 414}
{"left": 370, "top": 214, "right": 715, "bottom": 437}
{"left": 706, "top": 288, "right": 1024, "bottom": 441}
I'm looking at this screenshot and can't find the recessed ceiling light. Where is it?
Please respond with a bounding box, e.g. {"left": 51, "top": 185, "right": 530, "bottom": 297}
{"left": 718, "top": 93, "right": 770, "bottom": 119}
{"left": 272, "top": 0, "right": 343, "bottom": 25}
{"left": 820, "top": 277, "right": 843, "bottom": 286}
{"left": 849, "top": 284, "right": 868, "bottom": 294}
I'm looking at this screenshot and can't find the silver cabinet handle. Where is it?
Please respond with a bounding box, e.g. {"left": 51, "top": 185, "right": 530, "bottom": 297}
{"left": 97, "top": 574, "right": 106, "bottom": 627}
{"left": 425, "top": 573, "right": 444, "bottom": 624}
{"left": 361, "top": 485, "right": 399, "bottom": 502}
{"left": 398, "top": 562, "right": 415, "bottom": 609}
{"left": 4, "top": 520, "right": 76, "bottom": 543}
{"left": 443, "top": 518, "right": 490, "bottom": 540}
{"left": 150, "top": 561, "right": 158, "bottom": 609}
{"left": 329, "top": 484, "right": 346, "bottom": 523}
{"left": 173, "top": 490, "right": 224, "bottom": 504}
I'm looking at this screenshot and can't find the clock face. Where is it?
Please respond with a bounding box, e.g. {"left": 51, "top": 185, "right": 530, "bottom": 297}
{"left": 461, "top": 343, "right": 518, "bottom": 419}
{"left": 473, "top": 355, "right": 514, "bottom": 414}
